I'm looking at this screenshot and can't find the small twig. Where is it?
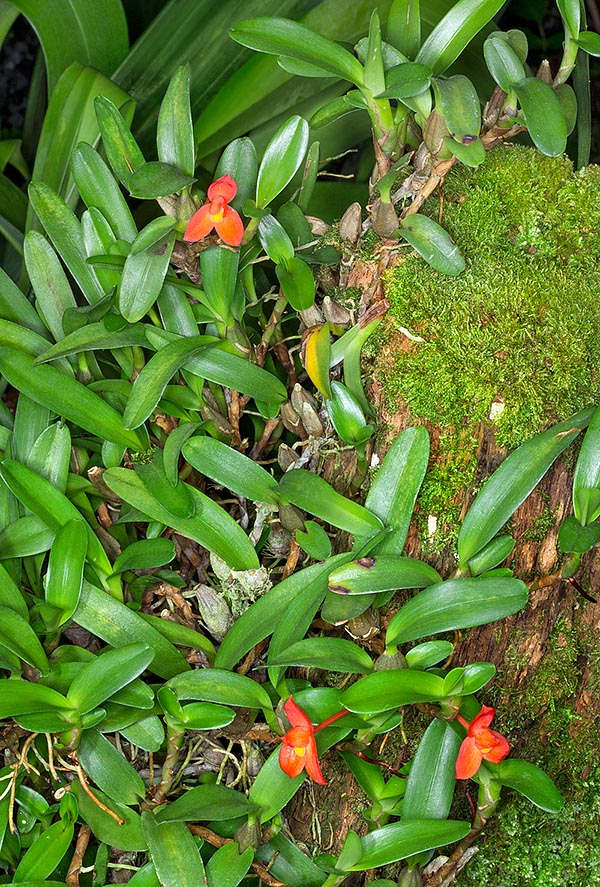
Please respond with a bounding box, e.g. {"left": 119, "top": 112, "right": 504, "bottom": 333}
{"left": 567, "top": 576, "right": 598, "bottom": 604}
{"left": 66, "top": 824, "right": 92, "bottom": 887}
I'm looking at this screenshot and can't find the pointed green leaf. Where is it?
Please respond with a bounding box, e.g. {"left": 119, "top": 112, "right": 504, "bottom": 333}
{"left": 0, "top": 348, "right": 146, "bottom": 450}
{"left": 386, "top": 577, "right": 528, "bottom": 647}
{"left": 405, "top": 640, "right": 454, "bottom": 669}
{"left": 576, "top": 30, "right": 600, "bottom": 55}
{"left": 24, "top": 231, "right": 77, "bottom": 343}
{"left": 365, "top": 426, "right": 430, "bottom": 554}
{"left": 514, "top": 78, "right": 567, "bottom": 157}
{"left": 325, "top": 380, "right": 373, "bottom": 446}
{"left": 78, "top": 728, "right": 146, "bottom": 804}
{"left": 118, "top": 231, "right": 176, "bottom": 323}
{"left": 342, "top": 669, "right": 446, "bottom": 714}
{"left": 34, "top": 319, "right": 150, "bottom": 363}
{"left": 267, "top": 637, "right": 373, "bottom": 673}
{"left": 0, "top": 265, "right": 48, "bottom": 336}
{"left": 484, "top": 34, "right": 527, "bottom": 92}
{"left": 13, "top": 818, "right": 74, "bottom": 882}
{"left": 67, "top": 644, "right": 154, "bottom": 714}
{"left": 200, "top": 245, "right": 240, "bottom": 324}
{"left": 387, "top": 0, "right": 421, "bottom": 59}
{"left": 0, "top": 514, "right": 55, "bottom": 558}
{"left": 111, "top": 538, "right": 176, "bottom": 575}
{"left": 296, "top": 520, "right": 332, "bottom": 560}
{"left": 141, "top": 813, "right": 206, "bottom": 887}
{"left": 230, "top": 18, "right": 365, "bottom": 86}
{"left": 73, "top": 582, "right": 189, "bottom": 680}
{"left": 167, "top": 668, "right": 272, "bottom": 710}
{"left": 403, "top": 719, "right": 461, "bottom": 823}
{"left": 128, "top": 162, "right": 195, "bottom": 199}
{"left": 416, "top": 0, "right": 505, "bottom": 75}
{"left": 0, "top": 679, "right": 71, "bottom": 718}
{"left": 183, "top": 436, "right": 279, "bottom": 504}
{"left": 70, "top": 781, "right": 146, "bottom": 851}
{"left": 328, "top": 554, "right": 441, "bottom": 595}
{"left": 0, "top": 608, "right": 49, "bottom": 675}
{"left": 278, "top": 468, "right": 383, "bottom": 536}
{"left": 573, "top": 404, "right": 600, "bottom": 524}
{"left": 103, "top": 468, "right": 259, "bottom": 570}
{"left": 256, "top": 115, "right": 310, "bottom": 208}
{"left": 458, "top": 409, "right": 592, "bottom": 566}
{"left": 157, "top": 65, "right": 195, "bottom": 178}
{"left": 433, "top": 74, "right": 481, "bottom": 140}
{"left": 131, "top": 217, "right": 178, "bottom": 256}
{"left": 490, "top": 759, "right": 563, "bottom": 812}
{"left": 206, "top": 843, "right": 254, "bottom": 887}
{"left": 379, "top": 62, "right": 431, "bottom": 99}
{"left": 95, "top": 95, "right": 146, "bottom": 190}
{"left": 349, "top": 820, "right": 471, "bottom": 870}
{"left": 467, "top": 535, "right": 515, "bottom": 576}
{"left": 399, "top": 213, "right": 465, "bottom": 276}
{"left": 72, "top": 142, "right": 137, "bottom": 241}
{"left": 44, "top": 519, "right": 87, "bottom": 627}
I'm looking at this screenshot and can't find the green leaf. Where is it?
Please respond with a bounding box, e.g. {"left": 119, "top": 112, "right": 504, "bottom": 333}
{"left": 128, "top": 162, "right": 196, "bottom": 199}
{"left": 200, "top": 245, "right": 240, "bottom": 324}
{"left": 363, "top": 11, "right": 386, "bottom": 95}
{"left": 0, "top": 265, "right": 48, "bottom": 337}
{"left": 386, "top": 577, "right": 528, "bottom": 646}
{"left": 167, "top": 668, "right": 272, "bottom": 711}
{"left": 405, "top": 640, "right": 454, "bottom": 669}
{"left": 403, "top": 719, "right": 461, "bottom": 823}
{"left": 156, "top": 784, "right": 259, "bottom": 824}
{"left": 399, "top": 213, "right": 465, "bottom": 276}
{"left": 296, "top": 520, "right": 332, "bottom": 560}
{"left": 256, "top": 115, "right": 310, "bottom": 208}
{"left": 341, "top": 669, "right": 446, "bottom": 713}
{"left": 112, "top": 538, "right": 176, "bottom": 575}
{"left": 387, "top": 0, "right": 421, "bottom": 59}
{"left": 416, "top": 0, "right": 505, "bottom": 75}
{"left": 72, "top": 142, "right": 137, "bottom": 242}
{"left": 573, "top": 404, "right": 600, "bottom": 524}
{"left": 78, "top": 728, "right": 146, "bottom": 805}
{"left": 325, "top": 380, "right": 373, "bottom": 447}
{"left": 304, "top": 322, "right": 332, "bottom": 399}
{"left": 258, "top": 214, "right": 295, "bottom": 265}
{"left": 0, "top": 608, "right": 49, "bottom": 675}
{"left": 118, "top": 231, "right": 176, "bottom": 323}
{"left": 103, "top": 468, "right": 259, "bottom": 570}
{"left": 131, "top": 217, "right": 178, "bottom": 256}
{"left": 256, "top": 832, "right": 329, "bottom": 887}
{"left": 432, "top": 74, "right": 481, "bottom": 139}
{"left": 67, "top": 644, "right": 154, "bottom": 714}
{"left": 458, "top": 409, "right": 592, "bottom": 566}
{"left": 215, "top": 555, "right": 348, "bottom": 670}
{"left": 12, "top": 818, "right": 74, "bottom": 882}
{"left": 28, "top": 180, "right": 105, "bottom": 303}
{"left": 483, "top": 34, "right": 526, "bottom": 92}
{"left": 0, "top": 563, "right": 29, "bottom": 620}
{"left": 557, "top": 0, "right": 581, "bottom": 37}
{"left": 467, "top": 534, "right": 515, "bottom": 577}
{"left": 183, "top": 436, "right": 279, "bottom": 504}
{"left": 157, "top": 65, "right": 195, "bottom": 178}
{"left": 123, "top": 335, "right": 214, "bottom": 428}
{"left": 365, "top": 426, "right": 430, "bottom": 554}
{"left": 73, "top": 581, "right": 189, "bottom": 680}
{"left": 141, "top": 813, "right": 206, "bottom": 887}
{"left": 24, "top": 232, "right": 76, "bottom": 344}
{"left": 179, "top": 702, "right": 236, "bottom": 730}
{"left": 268, "top": 637, "right": 373, "bottom": 672}
{"left": 206, "top": 844, "right": 254, "bottom": 887}
{"left": 230, "top": 18, "right": 365, "bottom": 86}
{"left": 576, "top": 30, "right": 600, "bottom": 56}
{"left": 34, "top": 319, "right": 150, "bottom": 363}
{"left": 558, "top": 515, "right": 600, "bottom": 554}
{"left": 95, "top": 95, "right": 146, "bottom": 191}
{"left": 0, "top": 679, "right": 71, "bottom": 718}
{"left": 44, "top": 519, "right": 87, "bottom": 628}
{"left": 348, "top": 820, "right": 470, "bottom": 869}
{"left": 379, "top": 61, "right": 431, "bottom": 99}
{"left": 490, "top": 759, "right": 564, "bottom": 812}
{"left": 514, "top": 78, "right": 567, "bottom": 157}
{"left": 328, "top": 555, "right": 441, "bottom": 595}
{"left": 0, "top": 348, "right": 145, "bottom": 450}
{"left": 276, "top": 256, "right": 316, "bottom": 310}
{"left": 7, "top": 0, "right": 127, "bottom": 94}
{"left": 278, "top": 469, "right": 383, "bottom": 536}
{"left": 71, "top": 781, "right": 146, "bottom": 851}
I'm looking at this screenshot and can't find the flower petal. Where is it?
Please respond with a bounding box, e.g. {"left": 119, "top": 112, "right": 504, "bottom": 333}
{"left": 279, "top": 742, "right": 305, "bottom": 779}
{"left": 207, "top": 173, "right": 237, "bottom": 202}
{"left": 304, "top": 736, "right": 327, "bottom": 785}
{"left": 455, "top": 736, "right": 483, "bottom": 779}
{"left": 482, "top": 730, "right": 510, "bottom": 764}
{"left": 215, "top": 206, "right": 244, "bottom": 246}
{"left": 183, "top": 204, "right": 214, "bottom": 242}
{"left": 469, "top": 705, "right": 496, "bottom": 734}
{"left": 283, "top": 697, "right": 314, "bottom": 730}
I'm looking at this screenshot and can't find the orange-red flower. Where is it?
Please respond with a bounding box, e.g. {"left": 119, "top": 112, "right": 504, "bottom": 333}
{"left": 455, "top": 705, "right": 510, "bottom": 779}
{"left": 183, "top": 174, "right": 244, "bottom": 247}
{"left": 279, "top": 697, "right": 326, "bottom": 785}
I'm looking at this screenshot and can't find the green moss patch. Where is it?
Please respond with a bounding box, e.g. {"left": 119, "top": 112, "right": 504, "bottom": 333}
{"left": 377, "top": 147, "right": 600, "bottom": 451}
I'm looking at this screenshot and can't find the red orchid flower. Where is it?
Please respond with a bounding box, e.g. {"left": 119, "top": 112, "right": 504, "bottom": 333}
{"left": 183, "top": 174, "right": 244, "bottom": 247}
{"left": 455, "top": 705, "right": 510, "bottom": 779}
{"left": 279, "top": 697, "right": 327, "bottom": 785}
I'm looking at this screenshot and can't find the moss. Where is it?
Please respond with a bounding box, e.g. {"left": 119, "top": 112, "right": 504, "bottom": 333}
{"left": 377, "top": 147, "right": 600, "bottom": 451}
{"left": 457, "top": 616, "right": 600, "bottom": 886}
